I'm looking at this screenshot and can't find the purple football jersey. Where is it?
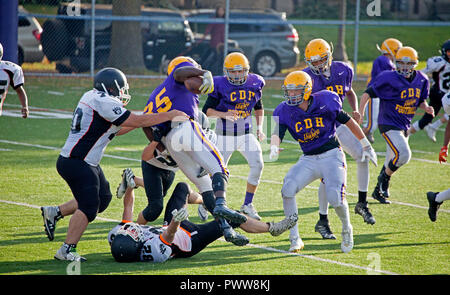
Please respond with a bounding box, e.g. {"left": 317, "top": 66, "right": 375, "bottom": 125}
{"left": 367, "top": 55, "right": 395, "bottom": 88}
{"left": 371, "top": 70, "right": 429, "bottom": 131}
{"left": 209, "top": 73, "right": 265, "bottom": 134}
{"left": 273, "top": 90, "right": 342, "bottom": 154}
{"left": 303, "top": 61, "right": 353, "bottom": 102}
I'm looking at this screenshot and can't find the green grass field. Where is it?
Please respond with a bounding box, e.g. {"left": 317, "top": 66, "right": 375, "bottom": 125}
{"left": 0, "top": 76, "right": 448, "bottom": 276}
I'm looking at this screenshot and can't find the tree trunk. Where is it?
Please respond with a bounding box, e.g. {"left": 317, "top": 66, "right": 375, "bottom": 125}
{"left": 108, "top": 0, "right": 144, "bottom": 72}
{"left": 334, "top": 0, "right": 348, "bottom": 62}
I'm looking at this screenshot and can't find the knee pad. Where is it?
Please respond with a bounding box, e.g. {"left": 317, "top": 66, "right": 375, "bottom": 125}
{"left": 248, "top": 159, "right": 264, "bottom": 186}
{"left": 281, "top": 179, "right": 297, "bottom": 199}
{"left": 79, "top": 205, "right": 98, "bottom": 223}
{"left": 212, "top": 172, "right": 228, "bottom": 193}
{"left": 396, "top": 149, "right": 411, "bottom": 167}
{"left": 174, "top": 182, "right": 191, "bottom": 196}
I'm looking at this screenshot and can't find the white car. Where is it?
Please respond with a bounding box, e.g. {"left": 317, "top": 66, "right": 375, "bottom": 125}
{"left": 18, "top": 7, "right": 44, "bottom": 65}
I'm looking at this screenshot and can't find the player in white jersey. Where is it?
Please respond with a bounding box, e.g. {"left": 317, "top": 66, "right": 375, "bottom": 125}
{"left": 426, "top": 91, "right": 450, "bottom": 222}
{"left": 108, "top": 181, "right": 298, "bottom": 263}
{"left": 408, "top": 39, "right": 450, "bottom": 141}
{"left": 0, "top": 43, "right": 29, "bottom": 118}
{"left": 41, "top": 67, "right": 188, "bottom": 262}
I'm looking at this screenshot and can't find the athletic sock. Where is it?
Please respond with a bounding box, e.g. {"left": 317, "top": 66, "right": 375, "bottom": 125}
{"left": 243, "top": 192, "right": 254, "bottom": 206}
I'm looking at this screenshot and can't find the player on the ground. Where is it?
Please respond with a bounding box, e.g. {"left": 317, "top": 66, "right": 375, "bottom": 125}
{"left": 142, "top": 56, "right": 249, "bottom": 246}
{"left": 202, "top": 52, "right": 265, "bottom": 220}
{"left": 359, "top": 47, "right": 434, "bottom": 204}
{"left": 363, "top": 38, "right": 403, "bottom": 143}
{"left": 269, "top": 71, "right": 377, "bottom": 253}
{"left": 426, "top": 91, "right": 450, "bottom": 222}
{"left": 408, "top": 39, "right": 450, "bottom": 141}
{"left": 302, "top": 39, "right": 377, "bottom": 241}
{"left": 42, "top": 67, "right": 188, "bottom": 262}
{"left": 0, "top": 42, "right": 29, "bottom": 118}
{"left": 108, "top": 181, "right": 298, "bottom": 263}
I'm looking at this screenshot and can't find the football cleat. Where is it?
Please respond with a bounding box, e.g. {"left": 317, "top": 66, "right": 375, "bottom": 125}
{"left": 269, "top": 213, "right": 298, "bottom": 236}
{"left": 424, "top": 125, "right": 437, "bottom": 142}
{"left": 41, "top": 206, "right": 62, "bottom": 241}
{"left": 240, "top": 203, "right": 261, "bottom": 220}
{"left": 54, "top": 244, "right": 87, "bottom": 262}
{"left": 426, "top": 191, "right": 442, "bottom": 222}
{"left": 341, "top": 225, "right": 354, "bottom": 253}
{"left": 354, "top": 202, "right": 376, "bottom": 225}
{"left": 218, "top": 217, "right": 249, "bottom": 246}
{"left": 289, "top": 236, "right": 305, "bottom": 253}
{"left": 314, "top": 219, "right": 336, "bottom": 239}
{"left": 213, "top": 201, "right": 248, "bottom": 225}
{"left": 116, "top": 168, "right": 136, "bottom": 199}
{"left": 372, "top": 184, "right": 391, "bottom": 204}
{"left": 197, "top": 204, "right": 209, "bottom": 222}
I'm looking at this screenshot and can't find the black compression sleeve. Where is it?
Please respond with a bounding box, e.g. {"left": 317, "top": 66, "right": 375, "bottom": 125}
{"left": 202, "top": 95, "right": 220, "bottom": 114}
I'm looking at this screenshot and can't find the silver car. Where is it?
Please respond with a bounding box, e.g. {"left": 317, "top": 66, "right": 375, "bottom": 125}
{"left": 187, "top": 9, "right": 300, "bottom": 77}
{"left": 18, "top": 7, "right": 44, "bottom": 65}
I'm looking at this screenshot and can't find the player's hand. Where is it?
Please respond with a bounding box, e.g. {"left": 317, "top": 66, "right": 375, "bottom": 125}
{"left": 351, "top": 111, "right": 361, "bottom": 125}
{"left": 167, "top": 110, "right": 189, "bottom": 122}
{"left": 425, "top": 106, "right": 435, "bottom": 117}
{"left": 360, "top": 137, "right": 377, "bottom": 166}
{"left": 439, "top": 146, "right": 448, "bottom": 163}
{"left": 21, "top": 106, "right": 29, "bottom": 119}
{"left": 199, "top": 71, "right": 214, "bottom": 95}
{"left": 223, "top": 110, "right": 239, "bottom": 122}
{"left": 256, "top": 126, "right": 266, "bottom": 141}
{"left": 171, "top": 207, "right": 189, "bottom": 222}
{"left": 269, "top": 145, "right": 283, "bottom": 160}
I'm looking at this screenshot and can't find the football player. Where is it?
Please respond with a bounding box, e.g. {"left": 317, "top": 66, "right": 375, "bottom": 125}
{"left": 359, "top": 47, "right": 434, "bottom": 204}
{"left": 142, "top": 56, "right": 250, "bottom": 246}
{"left": 301, "top": 39, "right": 377, "bottom": 241}
{"left": 0, "top": 42, "right": 29, "bottom": 118}
{"left": 202, "top": 52, "right": 265, "bottom": 220}
{"left": 408, "top": 39, "right": 450, "bottom": 141}
{"left": 42, "top": 67, "right": 188, "bottom": 262}
{"left": 363, "top": 38, "right": 403, "bottom": 143}
{"left": 426, "top": 92, "right": 450, "bottom": 222}
{"left": 108, "top": 181, "right": 298, "bottom": 263}
{"left": 269, "top": 71, "right": 377, "bottom": 253}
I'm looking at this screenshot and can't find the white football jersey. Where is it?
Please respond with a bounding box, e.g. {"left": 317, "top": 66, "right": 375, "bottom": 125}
{"left": 0, "top": 60, "right": 25, "bottom": 115}
{"left": 422, "top": 56, "right": 450, "bottom": 93}
{"left": 442, "top": 92, "right": 450, "bottom": 116}
{"left": 60, "top": 89, "right": 130, "bottom": 166}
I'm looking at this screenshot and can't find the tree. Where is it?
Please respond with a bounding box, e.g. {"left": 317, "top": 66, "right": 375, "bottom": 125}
{"left": 108, "top": 0, "right": 144, "bottom": 72}
{"left": 334, "top": 0, "right": 348, "bottom": 62}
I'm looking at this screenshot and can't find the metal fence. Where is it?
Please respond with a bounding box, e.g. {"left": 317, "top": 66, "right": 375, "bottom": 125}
{"left": 18, "top": 0, "right": 450, "bottom": 81}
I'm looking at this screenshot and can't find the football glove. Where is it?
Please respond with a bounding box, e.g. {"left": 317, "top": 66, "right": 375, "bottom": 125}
{"left": 439, "top": 146, "right": 448, "bottom": 163}
{"left": 269, "top": 145, "right": 279, "bottom": 160}
{"left": 360, "top": 137, "right": 377, "bottom": 166}
{"left": 171, "top": 207, "right": 189, "bottom": 222}
{"left": 199, "top": 71, "right": 214, "bottom": 95}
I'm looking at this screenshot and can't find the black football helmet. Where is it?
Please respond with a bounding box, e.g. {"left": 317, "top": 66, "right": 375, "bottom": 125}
{"left": 94, "top": 67, "right": 131, "bottom": 105}
{"left": 441, "top": 39, "right": 450, "bottom": 62}
{"left": 110, "top": 223, "right": 143, "bottom": 262}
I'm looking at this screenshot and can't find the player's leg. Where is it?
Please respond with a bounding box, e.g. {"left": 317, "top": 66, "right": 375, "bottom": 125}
{"left": 427, "top": 188, "right": 450, "bottom": 222}
{"left": 163, "top": 182, "right": 191, "bottom": 225}
{"left": 363, "top": 97, "right": 380, "bottom": 143}
{"left": 41, "top": 198, "right": 77, "bottom": 241}
{"left": 321, "top": 148, "right": 353, "bottom": 253}
{"left": 336, "top": 125, "right": 375, "bottom": 224}
{"left": 239, "top": 213, "right": 298, "bottom": 236}
{"left": 281, "top": 155, "right": 321, "bottom": 252}
{"left": 315, "top": 180, "right": 336, "bottom": 239}
{"left": 410, "top": 89, "right": 444, "bottom": 141}
{"left": 238, "top": 133, "right": 264, "bottom": 220}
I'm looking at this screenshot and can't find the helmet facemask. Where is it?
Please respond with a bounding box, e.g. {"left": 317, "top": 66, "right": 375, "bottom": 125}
{"left": 101, "top": 79, "right": 131, "bottom": 106}
{"left": 283, "top": 83, "right": 310, "bottom": 106}
{"left": 224, "top": 66, "right": 249, "bottom": 86}
{"left": 306, "top": 53, "right": 331, "bottom": 76}
{"left": 395, "top": 59, "right": 417, "bottom": 79}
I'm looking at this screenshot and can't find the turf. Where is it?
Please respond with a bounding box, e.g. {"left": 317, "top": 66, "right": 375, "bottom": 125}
{"left": 0, "top": 76, "right": 448, "bottom": 276}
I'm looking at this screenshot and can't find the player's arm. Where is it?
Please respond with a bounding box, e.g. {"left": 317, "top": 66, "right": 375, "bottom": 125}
{"left": 418, "top": 100, "right": 435, "bottom": 117}
{"left": 439, "top": 121, "right": 450, "bottom": 163}
{"left": 269, "top": 122, "right": 288, "bottom": 160}
{"left": 358, "top": 87, "right": 376, "bottom": 124}
{"left": 203, "top": 95, "right": 238, "bottom": 121}
{"left": 160, "top": 207, "right": 189, "bottom": 244}
{"left": 254, "top": 100, "right": 265, "bottom": 141}
{"left": 174, "top": 66, "right": 214, "bottom": 95}
{"left": 120, "top": 109, "right": 188, "bottom": 128}
{"left": 346, "top": 88, "right": 361, "bottom": 123}
{"left": 15, "top": 86, "right": 28, "bottom": 118}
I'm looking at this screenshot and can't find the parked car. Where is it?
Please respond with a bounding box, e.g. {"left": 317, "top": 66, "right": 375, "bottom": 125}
{"left": 187, "top": 9, "right": 300, "bottom": 77}
{"left": 18, "top": 6, "right": 44, "bottom": 65}
{"left": 40, "top": 3, "right": 240, "bottom": 74}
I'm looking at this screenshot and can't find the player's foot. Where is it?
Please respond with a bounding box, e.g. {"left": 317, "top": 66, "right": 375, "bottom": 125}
{"left": 341, "top": 225, "right": 354, "bottom": 253}
{"left": 197, "top": 204, "right": 209, "bottom": 222}
{"left": 218, "top": 217, "right": 249, "bottom": 246}
{"left": 54, "top": 243, "right": 87, "bottom": 262}
{"left": 41, "top": 206, "right": 62, "bottom": 241}
{"left": 116, "top": 168, "right": 135, "bottom": 199}
{"left": 314, "top": 219, "right": 336, "bottom": 239}
{"left": 213, "top": 204, "right": 247, "bottom": 225}
{"left": 269, "top": 213, "right": 298, "bottom": 236}
{"left": 372, "top": 185, "right": 391, "bottom": 204}
{"left": 288, "top": 236, "right": 305, "bottom": 253}
{"left": 240, "top": 203, "right": 261, "bottom": 220}
{"left": 354, "top": 202, "right": 376, "bottom": 225}
{"left": 427, "top": 191, "right": 442, "bottom": 222}
{"left": 424, "top": 125, "right": 437, "bottom": 142}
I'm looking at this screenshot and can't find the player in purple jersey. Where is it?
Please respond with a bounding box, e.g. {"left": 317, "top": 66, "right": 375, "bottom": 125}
{"left": 363, "top": 38, "right": 402, "bottom": 143}
{"left": 143, "top": 56, "right": 250, "bottom": 247}
{"left": 202, "top": 52, "right": 266, "bottom": 220}
{"left": 269, "top": 71, "right": 377, "bottom": 253}
{"left": 302, "top": 39, "right": 377, "bottom": 240}
{"left": 359, "top": 47, "right": 434, "bottom": 204}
